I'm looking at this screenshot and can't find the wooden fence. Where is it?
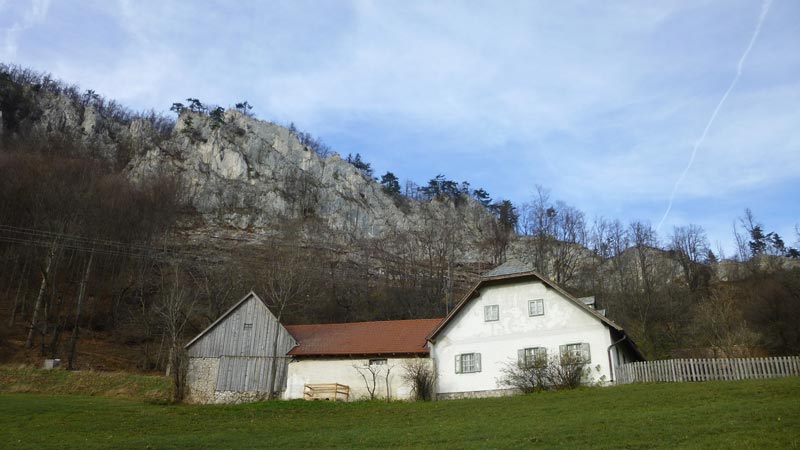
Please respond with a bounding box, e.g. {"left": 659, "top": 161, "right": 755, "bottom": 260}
{"left": 616, "top": 356, "right": 800, "bottom": 384}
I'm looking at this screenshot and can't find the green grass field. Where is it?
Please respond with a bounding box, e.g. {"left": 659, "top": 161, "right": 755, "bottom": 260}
{"left": 1, "top": 372, "right": 798, "bottom": 449}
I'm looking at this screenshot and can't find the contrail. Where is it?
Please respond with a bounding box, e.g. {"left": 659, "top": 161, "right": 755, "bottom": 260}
{"left": 656, "top": 0, "right": 773, "bottom": 233}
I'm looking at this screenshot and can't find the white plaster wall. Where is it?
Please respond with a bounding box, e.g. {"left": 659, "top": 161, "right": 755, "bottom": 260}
{"left": 431, "top": 280, "right": 614, "bottom": 396}
{"left": 285, "top": 357, "right": 430, "bottom": 401}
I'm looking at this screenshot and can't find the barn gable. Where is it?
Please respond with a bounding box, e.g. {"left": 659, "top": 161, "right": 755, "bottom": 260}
{"left": 184, "top": 291, "right": 297, "bottom": 403}
{"left": 185, "top": 291, "right": 295, "bottom": 357}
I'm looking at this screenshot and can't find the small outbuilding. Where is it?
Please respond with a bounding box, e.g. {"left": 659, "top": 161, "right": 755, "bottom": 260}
{"left": 283, "top": 319, "right": 441, "bottom": 401}
{"left": 184, "top": 291, "right": 296, "bottom": 404}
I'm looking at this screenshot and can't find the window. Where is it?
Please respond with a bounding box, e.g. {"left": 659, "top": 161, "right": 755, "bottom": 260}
{"left": 243, "top": 323, "right": 253, "bottom": 330}
{"left": 369, "top": 358, "right": 387, "bottom": 366}
{"left": 560, "top": 343, "right": 591, "bottom": 364}
{"left": 518, "top": 347, "right": 547, "bottom": 367}
{"left": 484, "top": 305, "right": 499, "bottom": 322}
{"left": 528, "top": 299, "right": 544, "bottom": 316}
{"left": 455, "top": 353, "right": 481, "bottom": 373}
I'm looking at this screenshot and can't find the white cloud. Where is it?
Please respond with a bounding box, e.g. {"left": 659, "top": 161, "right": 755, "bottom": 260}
{"left": 1, "top": 0, "right": 50, "bottom": 60}
{"left": 4, "top": 0, "right": 798, "bottom": 247}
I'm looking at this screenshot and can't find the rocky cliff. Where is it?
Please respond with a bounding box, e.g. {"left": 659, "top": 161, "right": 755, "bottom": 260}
{"left": 130, "top": 110, "right": 490, "bottom": 242}
{"left": 1, "top": 71, "right": 496, "bottom": 259}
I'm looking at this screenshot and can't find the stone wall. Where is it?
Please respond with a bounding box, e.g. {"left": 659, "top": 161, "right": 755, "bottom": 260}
{"left": 435, "top": 388, "right": 518, "bottom": 400}
{"left": 185, "top": 357, "right": 219, "bottom": 404}
{"left": 186, "top": 357, "right": 278, "bottom": 404}
{"left": 212, "top": 390, "right": 270, "bottom": 404}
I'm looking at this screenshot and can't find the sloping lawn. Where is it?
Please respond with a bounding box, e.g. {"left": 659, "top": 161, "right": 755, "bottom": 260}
{"left": 0, "top": 365, "right": 170, "bottom": 402}
{"left": 2, "top": 378, "right": 799, "bottom": 449}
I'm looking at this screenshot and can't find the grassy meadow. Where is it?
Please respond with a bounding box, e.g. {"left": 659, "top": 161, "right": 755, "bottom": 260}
{"left": 1, "top": 367, "right": 798, "bottom": 449}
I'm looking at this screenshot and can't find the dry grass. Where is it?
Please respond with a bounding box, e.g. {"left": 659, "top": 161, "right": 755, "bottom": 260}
{"left": 0, "top": 364, "right": 170, "bottom": 403}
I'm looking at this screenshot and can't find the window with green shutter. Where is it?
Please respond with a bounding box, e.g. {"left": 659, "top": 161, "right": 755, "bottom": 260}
{"left": 455, "top": 353, "right": 481, "bottom": 373}
{"left": 517, "top": 347, "right": 547, "bottom": 367}
{"left": 484, "top": 305, "right": 499, "bottom": 321}
{"left": 560, "top": 343, "right": 591, "bottom": 364}
{"left": 528, "top": 299, "right": 544, "bottom": 316}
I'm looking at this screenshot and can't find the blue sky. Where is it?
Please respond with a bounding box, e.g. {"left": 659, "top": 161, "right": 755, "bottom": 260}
{"left": 2, "top": 0, "right": 798, "bottom": 254}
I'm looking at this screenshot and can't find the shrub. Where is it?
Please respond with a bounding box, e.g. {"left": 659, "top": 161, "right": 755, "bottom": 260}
{"left": 402, "top": 359, "right": 435, "bottom": 401}
{"left": 499, "top": 353, "right": 590, "bottom": 393}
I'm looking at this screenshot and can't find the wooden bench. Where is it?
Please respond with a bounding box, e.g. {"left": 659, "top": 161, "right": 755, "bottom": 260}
{"left": 303, "top": 383, "right": 350, "bottom": 401}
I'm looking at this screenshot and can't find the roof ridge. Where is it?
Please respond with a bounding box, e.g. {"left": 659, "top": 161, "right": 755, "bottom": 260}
{"left": 285, "top": 317, "right": 444, "bottom": 328}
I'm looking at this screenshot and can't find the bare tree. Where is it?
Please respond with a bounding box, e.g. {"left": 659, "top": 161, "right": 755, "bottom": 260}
{"left": 549, "top": 201, "right": 587, "bottom": 285}
{"left": 670, "top": 224, "right": 711, "bottom": 292}
{"left": 66, "top": 250, "right": 94, "bottom": 370}
{"left": 25, "top": 241, "right": 58, "bottom": 348}
{"left": 354, "top": 362, "right": 382, "bottom": 400}
{"left": 154, "top": 264, "right": 196, "bottom": 401}
{"left": 519, "top": 186, "right": 554, "bottom": 275}
{"left": 384, "top": 363, "right": 396, "bottom": 401}
{"left": 259, "top": 243, "right": 314, "bottom": 399}
{"left": 519, "top": 187, "right": 588, "bottom": 285}
{"left": 693, "top": 286, "right": 760, "bottom": 357}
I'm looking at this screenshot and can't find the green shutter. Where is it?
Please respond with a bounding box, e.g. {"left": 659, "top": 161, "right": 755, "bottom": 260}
{"left": 581, "top": 343, "right": 591, "bottom": 363}
{"left": 518, "top": 349, "right": 525, "bottom": 367}
{"left": 559, "top": 344, "right": 567, "bottom": 359}
{"left": 475, "top": 353, "right": 481, "bottom": 372}
{"left": 455, "top": 354, "right": 462, "bottom": 374}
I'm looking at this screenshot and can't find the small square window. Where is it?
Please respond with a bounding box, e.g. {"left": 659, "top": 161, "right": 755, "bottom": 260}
{"left": 243, "top": 323, "right": 253, "bottom": 330}
{"left": 484, "top": 305, "right": 499, "bottom": 322}
{"left": 369, "top": 358, "right": 387, "bottom": 366}
{"left": 529, "top": 299, "right": 544, "bottom": 316}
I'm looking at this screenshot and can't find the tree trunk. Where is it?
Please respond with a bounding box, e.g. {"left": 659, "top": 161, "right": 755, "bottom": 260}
{"left": 267, "top": 309, "right": 284, "bottom": 400}
{"left": 67, "top": 251, "right": 94, "bottom": 370}
{"left": 25, "top": 242, "right": 57, "bottom": 349}
{"left": 165, "top": 340, "right": 174, "bottom": 377}
{"left": 48, "top": 293, "right": 67, "bottom": 359}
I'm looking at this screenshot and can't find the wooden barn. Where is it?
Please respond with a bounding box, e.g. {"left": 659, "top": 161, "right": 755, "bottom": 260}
{"left": 184, "top": 291, "right": 296, "bottom": 404}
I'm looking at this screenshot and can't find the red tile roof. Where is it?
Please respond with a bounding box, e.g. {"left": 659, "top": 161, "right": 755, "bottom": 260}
{"left": 285, "top": 318, "right": 443, "bottom": 356}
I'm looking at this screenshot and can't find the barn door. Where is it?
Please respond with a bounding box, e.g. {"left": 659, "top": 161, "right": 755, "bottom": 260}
{"left": 216, "top": 356, "right": 275, "bottom": 393}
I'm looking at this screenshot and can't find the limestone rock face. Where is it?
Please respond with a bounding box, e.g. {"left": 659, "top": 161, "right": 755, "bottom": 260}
{"left": 12, "top": 87, "right": 494, "bottom": 256}
{"left": 126, "top": 110, "right": 493, "bottom": 252}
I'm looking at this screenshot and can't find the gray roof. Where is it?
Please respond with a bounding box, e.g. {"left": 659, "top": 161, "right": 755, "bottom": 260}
{"left": 481, "top": 259, "right": 533, "bottom": 278}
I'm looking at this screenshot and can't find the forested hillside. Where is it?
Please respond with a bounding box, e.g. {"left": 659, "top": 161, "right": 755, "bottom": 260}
{"left": 1, "top": 64, "right": 798, "bottom": 373}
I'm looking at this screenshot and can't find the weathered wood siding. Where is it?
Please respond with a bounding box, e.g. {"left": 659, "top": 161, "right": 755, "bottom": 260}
{"left": 187, "top": 295, "right": 295, "bottom": 359}
{"left": 216, "top": 356, "right": 290, "bottom": 392}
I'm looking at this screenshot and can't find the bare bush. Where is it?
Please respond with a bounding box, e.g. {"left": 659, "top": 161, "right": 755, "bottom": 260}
{"left": 402, "top": 359, "right": 436, "bottom": 401}
{"left": 498, "top": 354, "right": 550, "bottom": 394}
{"left": 499, "top": 353, "right": 590, "bottom": 393}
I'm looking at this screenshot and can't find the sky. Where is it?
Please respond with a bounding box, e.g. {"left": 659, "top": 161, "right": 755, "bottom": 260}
{"left": 2, "top": 0, "right": 798, "bottom": 254}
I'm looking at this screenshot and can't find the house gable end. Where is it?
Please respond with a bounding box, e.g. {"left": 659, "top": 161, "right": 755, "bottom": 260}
{"left": 428, "top": 270, "right": 622, "bottom": 343}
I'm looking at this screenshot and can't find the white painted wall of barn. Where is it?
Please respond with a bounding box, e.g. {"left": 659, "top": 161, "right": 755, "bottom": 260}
{"left": 284, "top": 357, "right": 431, "bottom": 401}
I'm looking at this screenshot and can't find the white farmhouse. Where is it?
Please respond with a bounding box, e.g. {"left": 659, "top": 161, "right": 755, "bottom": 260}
{"left": 427, "top": 260, "right": 643, "bottom": 399}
